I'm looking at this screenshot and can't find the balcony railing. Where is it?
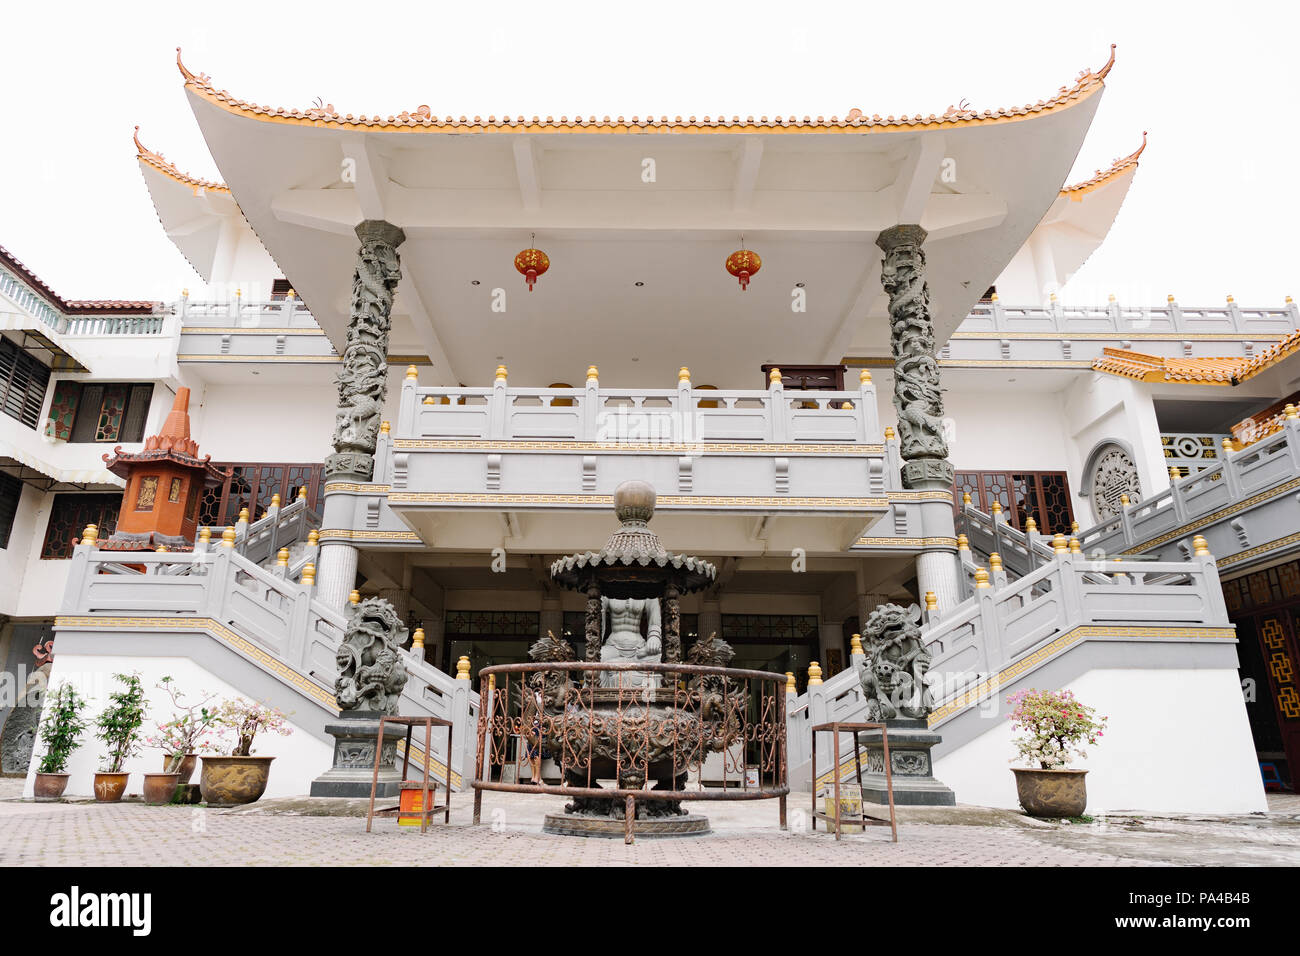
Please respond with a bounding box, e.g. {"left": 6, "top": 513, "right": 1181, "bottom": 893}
{"left": 962, "top": 297, "right": 1298, "bottom": 337}
{"left": 1078, "top": 417, "right": 1300, "bottom": 558}
{"left": 177, "top": 295, "right": 319, "bottom": 329}
{"left": 396, "top": 374, "right": 882, "bottom": 446}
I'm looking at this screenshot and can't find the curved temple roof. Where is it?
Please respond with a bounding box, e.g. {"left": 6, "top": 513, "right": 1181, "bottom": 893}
{"left": 1061, "top": 131, "right": 1146, "bottom": 200}
{"left": 1093, "top": 330, "right": 1300, "bottom": 386}
{"left": 174, "top": 45, "right": 1116, "bottom": 136}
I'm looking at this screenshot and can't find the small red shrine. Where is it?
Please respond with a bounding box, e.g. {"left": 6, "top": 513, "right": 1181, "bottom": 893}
{"left": 99, "top": 388, "right": 228, "bottom": 551}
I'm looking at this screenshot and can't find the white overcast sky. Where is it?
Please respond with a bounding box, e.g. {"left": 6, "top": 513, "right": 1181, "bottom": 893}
{"left": 2, "top": 0, "right": 1297, "bottom": 305}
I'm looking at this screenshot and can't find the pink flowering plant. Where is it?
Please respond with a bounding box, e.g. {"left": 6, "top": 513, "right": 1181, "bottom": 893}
{"left": 216, "top": 698, "right": 292, "bottom": 756}
{"left": 141, "top": 676, "right": 226, "bottom": 773}
{"left": 1006, "top": 688, "right": 1107, "bottom": 770}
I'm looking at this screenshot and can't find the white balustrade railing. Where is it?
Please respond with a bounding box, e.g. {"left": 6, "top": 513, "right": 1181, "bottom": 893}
{"left": 177, "top": 295, "right": 319, "bottom": 330}
{"left": 961, "top": 297, "right": 1299, "bottom": 336}
{"left": 786, "top": 545, "right": 1228, "bottom": 781}
{"left": 1078, "top": 418, "right": 1300, "bottom": 556}
{"left": 397, "top": 373, "right": 882, "bottom": 446}
{"left": 59, "top": 540, "right": 480, "bottom": 786}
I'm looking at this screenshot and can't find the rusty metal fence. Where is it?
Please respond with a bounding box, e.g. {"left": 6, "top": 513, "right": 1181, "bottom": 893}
{"left": 472, "top": 661, "right": 789, "bottom": 841}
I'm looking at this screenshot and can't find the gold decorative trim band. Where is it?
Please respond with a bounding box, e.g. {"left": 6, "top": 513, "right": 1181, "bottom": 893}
{"left": 855, "top": 536, "right": 959, "bottom": 549}
{"left": 386, "top": 492, "right": 888, "bottom": 509}
{"left": 813, "top": 623, "right": 1237, "bottom": 787}
{"left": 393, "top": 439, "right": 884, "bottom": 455}
{"left": 1217, "top": 531, "right": 1300, "bottom": 570}
{"left": 1121, "top": 476, "right": 1300, "bottom": 554}
{"left": 926, "top": 624, "right": 1236, "bottom": 726}
{"left": 53, "top": 615, "right": 336, "bottom": 709}
{"left": 52, "top": 614, "right": 464, "bottom": 786}
{"left": 319, "top": 529, "right": 423, "bottom": 542}
{"left": 323, "top": 483, "right": 392, "bottom": 494}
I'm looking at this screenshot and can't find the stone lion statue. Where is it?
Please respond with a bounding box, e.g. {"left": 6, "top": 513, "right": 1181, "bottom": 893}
{"left": 857, "top": 602, "right": 931, "bottom": 721}
{"left": 335, "top": 596, "right": 409, "bottom": 715}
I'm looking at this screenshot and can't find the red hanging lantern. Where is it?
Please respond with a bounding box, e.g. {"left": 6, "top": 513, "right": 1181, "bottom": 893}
{"left": 514, "top": 237, "right": 550, "bottom": 292}
{"left": 725, "top": 247, "right": 761, "bottom": 291}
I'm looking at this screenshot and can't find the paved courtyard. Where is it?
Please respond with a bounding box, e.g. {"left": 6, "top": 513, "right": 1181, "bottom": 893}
{"left": 2, "top": 777, "right": 1297, "bottom": 866}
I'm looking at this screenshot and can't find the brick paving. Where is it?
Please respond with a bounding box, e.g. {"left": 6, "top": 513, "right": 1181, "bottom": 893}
{"left": 2, "top": 777, "right": 1295, "bottom": 866}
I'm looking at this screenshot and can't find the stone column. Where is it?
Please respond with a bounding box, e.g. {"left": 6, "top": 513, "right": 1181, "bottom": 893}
{"left": 877, "top": 225, "right": 960, "bottom": 612}
{"left": 317, "top": 220, "right": 406, "bottom": 610}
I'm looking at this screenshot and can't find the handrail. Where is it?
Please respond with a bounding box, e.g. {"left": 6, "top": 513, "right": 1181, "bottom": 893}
{"left": 1075, "top": 417, "right": 1300, "bottom": 556}
{"left": 60, "top": 540, "right": 481, "bottom": 786}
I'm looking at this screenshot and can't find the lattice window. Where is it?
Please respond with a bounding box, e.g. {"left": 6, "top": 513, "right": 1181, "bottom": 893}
{"left": 65, "top": 382, "right": 151, "bottom": 443}
{"left": 41, "top": 493, "right": 121, "bottom": 559}
{"left": 0, "top": 337, "right": 51, "bottom": 430}
{"left": 721, "top": 614, "right": 819, "bottom": 643}
{"left": 197, "top": 462, "right": 325, "bottom": 529}
{"left": 444, "top": 610, "right": 540, "bottom": 637}
{"left": 954, "top": 470, "right": 1074, "bottom": 533}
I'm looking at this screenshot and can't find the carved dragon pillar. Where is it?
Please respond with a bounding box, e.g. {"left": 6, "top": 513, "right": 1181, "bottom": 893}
{"left": 877, "top": 225, "right": 959, "bottom": 613}
{"left": 317, "top": 220, "right": 407, "bottom": 611}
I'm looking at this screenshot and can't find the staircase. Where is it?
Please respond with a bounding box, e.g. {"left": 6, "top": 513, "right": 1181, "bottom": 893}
{"left": 788, "top": 541, "right": 1238, "bottom": 803}
{"left": 53, "top": 533, "right": 479, "bottom": 791}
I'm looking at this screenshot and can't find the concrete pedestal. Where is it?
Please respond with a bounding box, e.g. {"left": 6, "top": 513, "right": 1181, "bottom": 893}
{"left": 309, "top": 713, "right": 406, "bottom": 798}
{"left": 857, "top": 718, "right": 956, "bottom": 806}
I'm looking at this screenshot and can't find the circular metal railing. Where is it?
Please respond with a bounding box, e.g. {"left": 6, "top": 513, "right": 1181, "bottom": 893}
{"left": 471, "top": 661, "right": 789, "bottom": 837}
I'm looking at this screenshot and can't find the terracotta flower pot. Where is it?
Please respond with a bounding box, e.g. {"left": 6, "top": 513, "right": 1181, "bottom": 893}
{"left": 199, "top": 756, "right": 275, "bottom": 807}
{"left": 143, "top": 772, "right": 182, "bottom": 806}
{"left": 1012, "top": 767, "right": 1088, "bottom": 818}
{"left": 162, "top": 753, "right": 198, "bottom": 783}
{"left": 92, "top": 772, "right": 130, "bottom": 803}
{"left": 33, "top": 772, "right": 70, "bottom": 801}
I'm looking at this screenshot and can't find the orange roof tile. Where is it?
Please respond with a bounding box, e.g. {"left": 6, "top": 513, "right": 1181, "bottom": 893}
{"left": 1061, "top": 131, "right": 1146, "bottom": 199}
{"left": 1093, "top": 333, "right": 1300, "bottom": 386}
{"left": 0, "top": 244, "right": 160, "bottom": 315}
{"left": 134, "top": 126, "right": 230, "bottom": 195}
{"left": 175, "top": 44, "right": 1116, "bottom": 136}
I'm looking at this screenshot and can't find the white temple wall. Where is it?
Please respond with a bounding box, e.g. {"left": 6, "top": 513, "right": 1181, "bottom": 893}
{"left": 0, "top": 483, "right": 47, "bottom": 616}
{"left": 24, "top": 654, "right": 331, "bottom": 799}
{"left": 933, "top": 667, "right": 1266, "bottom": 814}
{"left": 943, "top": 389, "right": 1072, "bottom": 473}
{"left": 1061, "top": 373, "right": 1168, "bottom": 527}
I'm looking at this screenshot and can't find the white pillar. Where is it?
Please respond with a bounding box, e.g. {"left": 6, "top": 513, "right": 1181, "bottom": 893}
{"left": 316, "top": 542, "right": 358, "bottom": 612}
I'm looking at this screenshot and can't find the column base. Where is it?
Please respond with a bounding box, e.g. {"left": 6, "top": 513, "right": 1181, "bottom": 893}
{"left": 856, "top": 719, "right": 956, "bottom": 806}
{"left": 309, "top": 713, "right": 407, "bottom": 799}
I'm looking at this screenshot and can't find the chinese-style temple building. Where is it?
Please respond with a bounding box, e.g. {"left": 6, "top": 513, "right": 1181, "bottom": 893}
{"left": 2, "top": 45, "right": 1296, "bottom": 810}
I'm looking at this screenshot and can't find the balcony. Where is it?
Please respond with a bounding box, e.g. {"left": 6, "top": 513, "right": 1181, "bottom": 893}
{"left": 320, "top": 371, "right": 912, "bottom": 557}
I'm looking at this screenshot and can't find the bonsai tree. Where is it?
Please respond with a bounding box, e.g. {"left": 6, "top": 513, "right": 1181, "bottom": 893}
{"left": 35, "top": 683, "right": 89, "bottom": 774}
{"left": 142, "top": 677, "right": 225, "bottom": 773}
{"left": 216, "top": 698, "right": 292, "bottom": 756}
{"left": 1007, "top": 688, "right": 1107, "bottom": 770}
{"left": 94, "top": 672, "right": 149, "bottom": 773}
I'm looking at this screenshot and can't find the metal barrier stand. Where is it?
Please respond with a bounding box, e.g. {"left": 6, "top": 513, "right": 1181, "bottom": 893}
{"left": 810, "top": 721, "right": 898, "bottom": 842}
{"left": 365, "top": 715, "right": 454, "bottom": 834}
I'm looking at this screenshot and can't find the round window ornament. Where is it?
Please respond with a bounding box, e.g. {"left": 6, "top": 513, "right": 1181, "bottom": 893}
{"left": 1090, "top": 444, "right": 1141, "bottom": 520}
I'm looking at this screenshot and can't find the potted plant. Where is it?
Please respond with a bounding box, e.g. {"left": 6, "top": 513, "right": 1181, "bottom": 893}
{"left": 1007, "top": 688, "right": 1107, "bottom": 818}
{"left": 33, "top": 682, "right": 88, "bottom": 801}
{"left": 141, "top": 677, "right": 223, "bottom": 805}
{"left": 198, "top": 698, "right": 292, "bottom": 807}
{"left": 92, "top": 672, "right": 148, "bottom": 802}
